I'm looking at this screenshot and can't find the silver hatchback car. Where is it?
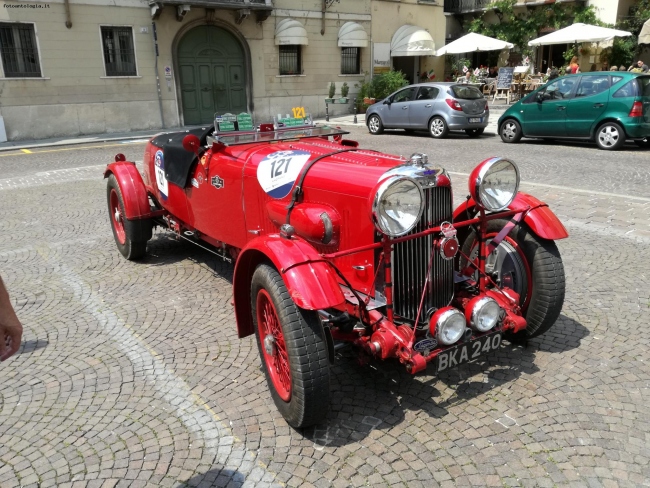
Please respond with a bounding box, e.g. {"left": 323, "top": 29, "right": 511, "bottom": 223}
{"left": 366, "top": 82, "right": 489, "bottom": 138}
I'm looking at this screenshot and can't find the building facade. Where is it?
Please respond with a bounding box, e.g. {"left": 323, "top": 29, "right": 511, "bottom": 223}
{"left": 0, "top": 0, "right": 445, "bottom": 141}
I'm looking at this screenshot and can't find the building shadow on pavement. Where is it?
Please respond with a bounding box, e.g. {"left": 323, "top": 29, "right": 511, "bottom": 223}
{"left": 175, "top": 468, "right": 244, "bottom": 488}
{"left": 140, "top": 236, "right": 590, "bottom": 450}
{"left": 302, "top": 314, "right": 589, "bottom": 448}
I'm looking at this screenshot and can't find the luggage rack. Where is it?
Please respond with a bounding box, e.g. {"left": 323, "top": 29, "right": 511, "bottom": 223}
{"left": 207, "top": 125, "right": 349, "bottom": 147}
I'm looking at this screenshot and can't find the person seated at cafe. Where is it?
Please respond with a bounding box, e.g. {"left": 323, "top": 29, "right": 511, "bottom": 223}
{"left": 634, "top": 60, "right": 649, "bottom": 72}
{"left": 620, "top": 65, "right": 627, "bottom": 72}
{"left": 569, "top": 56, "right": 580, "bottom": 74}
{"left": 611, "top": 65, "right": 618, "bottom": 71}
{"left": 548, "top": 66, "right": 559, "bottom": 81}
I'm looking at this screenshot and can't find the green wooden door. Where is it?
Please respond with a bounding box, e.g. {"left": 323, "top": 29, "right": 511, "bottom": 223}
{"left": 178, "top": 26, "right": 247, "bottom": 125}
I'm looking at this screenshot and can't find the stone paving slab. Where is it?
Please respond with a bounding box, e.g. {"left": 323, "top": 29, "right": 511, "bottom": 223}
{"left": 1, "top": 135, "right": 649, "bottom": 487}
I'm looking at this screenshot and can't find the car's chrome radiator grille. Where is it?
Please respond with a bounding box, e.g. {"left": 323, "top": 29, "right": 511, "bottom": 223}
{"left": 393, "top": 186, "right": 454, "bottom": 324}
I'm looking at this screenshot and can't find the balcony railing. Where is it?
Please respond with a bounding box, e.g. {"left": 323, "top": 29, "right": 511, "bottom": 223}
{"left": 150, "top": 0, "right": 272, "bottom": 8}
{"left": 444, "top": 0, "right": 493, "bottom": 14}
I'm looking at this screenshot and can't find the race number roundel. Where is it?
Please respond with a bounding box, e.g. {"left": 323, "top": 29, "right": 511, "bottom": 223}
{"left": 257, "top": 150, "right": 311, "bottom": 199}
{"left": 154, "top": 150, "right": 168, "bottom": 200}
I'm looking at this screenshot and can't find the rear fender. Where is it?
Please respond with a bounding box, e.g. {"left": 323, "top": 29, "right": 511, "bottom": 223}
{"left": 104, "top": 162, "right": 151, "bottom": 220}
{"left": 453, "top": 193, "right": 568, "bottom": 240}
{"left": 233, "top": 235, "right": 345, "bottom": 338}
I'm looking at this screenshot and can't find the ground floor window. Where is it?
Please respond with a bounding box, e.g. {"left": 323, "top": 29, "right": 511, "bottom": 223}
{"left": 101, "top": 26, "right": 137, "bottom": 76}
{"left": 279, "top": 45, "right": 301, "bottom": 75}
{"left": 0, "top": 23, "right": 42, "bottom": 77}
{"left": 341, "top": 47, "right": 360, "bottom": 74}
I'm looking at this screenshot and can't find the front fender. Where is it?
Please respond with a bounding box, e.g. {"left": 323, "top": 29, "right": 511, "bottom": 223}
{"left": 233, "top": 235, "right": 345, "bottom": 338}
{"left": 453, "top": 192, "right": 568, "bottom": 240}
{"left": 104, "top": 162, "right": 151, "bottom": 220}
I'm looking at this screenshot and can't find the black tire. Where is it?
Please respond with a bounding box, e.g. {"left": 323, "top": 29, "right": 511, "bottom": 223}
{"left": 106, "top": 174, "right": 151, "bottom": 260}
{"left": 595, "top": 121, "right": 626, "bottom": 150}
{"left": 465, "top": 128, "right": 484, "bottom": 137}
{"left": 500, "top": 119, "right": 523, "bottom": 143}
{"left": 460, "top": 219, "right": 565, "bottom": 339}
{"left": 251, "top": 263, "right": 330, "bottom": 428}
{"left": 429, "top": 116, "right": 449, "bottom": 139}
{"left": 367, "top": 114, "right": 384, "bottom": 135}
{"left": 634, "top": 137, "right": 650, "bottom": 148}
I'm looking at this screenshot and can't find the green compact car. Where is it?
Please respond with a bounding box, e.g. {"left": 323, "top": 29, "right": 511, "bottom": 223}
{"left": 498, "top": 72, "right": 650, "bottom": 150}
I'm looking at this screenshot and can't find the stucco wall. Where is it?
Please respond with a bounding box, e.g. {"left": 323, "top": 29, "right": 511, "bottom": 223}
{"left": 0, "top": 0, "right": 161, "bottom": 140}
{"left": 370, "top": 0, "right": 446, "bottom": 83}
{"left": 0, "top": 0, "right": 448, "bottom": 140}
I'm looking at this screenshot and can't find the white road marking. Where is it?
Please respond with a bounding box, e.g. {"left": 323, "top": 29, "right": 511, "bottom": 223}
{"left": 39, "top": 251, "right": 276, "bottom": 484}
{"left": 447, "top": 171, "right": 650, "bottom": 203}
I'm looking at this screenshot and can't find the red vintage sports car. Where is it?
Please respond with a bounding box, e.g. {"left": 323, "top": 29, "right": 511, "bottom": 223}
{"left": 105, "top": 113, "right": 567, "bottom": 428}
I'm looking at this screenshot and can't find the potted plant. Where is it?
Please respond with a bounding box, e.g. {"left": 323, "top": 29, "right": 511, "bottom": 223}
{"left": 325, "top": 82, "right": 336, "bottom": 103}
{"left": 339, "top": 82, "right": 349, "bottom": 103}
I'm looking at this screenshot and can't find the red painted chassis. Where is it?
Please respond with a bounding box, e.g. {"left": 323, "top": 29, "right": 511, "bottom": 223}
{"left": 105, "top": 127, "right": 568, "bottom": 426}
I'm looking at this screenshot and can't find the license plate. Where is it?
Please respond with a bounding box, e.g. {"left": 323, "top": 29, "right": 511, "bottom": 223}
{"left": 468, "top": 117, "right": 482, "bottom": 123}
{"left": 437, "top": 332, "right": 501, "bottom": 373}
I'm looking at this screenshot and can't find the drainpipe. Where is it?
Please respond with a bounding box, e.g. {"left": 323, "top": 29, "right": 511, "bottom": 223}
{"left": 321, "top": 0, "right": 326, "bottom": 35}
{"left": 152, "top": 22, "right": 165, "bottom": 128}
{"left": 64, "top": 0, "right": 72, "bottom": 28}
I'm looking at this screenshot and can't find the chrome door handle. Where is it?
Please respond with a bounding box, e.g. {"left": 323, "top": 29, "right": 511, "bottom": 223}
{"left": 593, "top": 103, "right": 604, "bottom": 108}
{"left": 402, "top": 106, "right": 408, "bottom": 110}
{"left": 425, "top": 104, "right": 432, "bottom": 108}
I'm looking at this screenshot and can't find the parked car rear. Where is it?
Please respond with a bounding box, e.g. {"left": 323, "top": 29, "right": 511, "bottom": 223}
{"left": 366, "top": 82, "right": 489, "bottom": 139}
{"left": 498, "top": 72, "right": 650, "bottom": 150}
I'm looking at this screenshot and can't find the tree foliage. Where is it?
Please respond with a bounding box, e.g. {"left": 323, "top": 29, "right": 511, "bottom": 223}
{"left": 467, "top": 0, "right": 601, "bottom": 56}
{"left": 608, "top": 0, "right": 650, "bottom": 67}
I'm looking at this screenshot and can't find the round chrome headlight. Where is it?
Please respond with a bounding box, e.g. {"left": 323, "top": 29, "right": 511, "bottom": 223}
{"left": 469, "top": 157, "right": 520, "bottom": 212}
{"left": 430, "top": 307, "right": 466, "bottom": 346}
{"left": 466, "top": 296, "right": 501, "bottom": 332}
{"left": 371, "top": 176, "right": 424, "bottom": 237}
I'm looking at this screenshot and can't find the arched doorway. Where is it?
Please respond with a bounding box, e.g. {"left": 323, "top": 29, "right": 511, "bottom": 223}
{"left": 177, "top": 25, "right": 248, "bottom": 125}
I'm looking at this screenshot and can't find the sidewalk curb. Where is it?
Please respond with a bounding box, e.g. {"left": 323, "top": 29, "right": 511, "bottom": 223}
{"left": 0, "top": 133, "right": 161, "bottom": 153}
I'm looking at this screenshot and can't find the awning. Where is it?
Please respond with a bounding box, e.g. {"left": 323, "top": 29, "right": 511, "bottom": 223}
{"left": 435, "top": 33, "right": 513, "bottom": 56}
{"left": 338, "top": 22, "right": 368, "bottom": 48}
{"left": 640, "top": 19, "right": 650, "bottom": 45}
{"left": 528, "top": 23, "right": 631, "bottom": 46}
{"left": 390, "top": 25, "right": 435, "bottom": 57}
{"left": 275, "top": 18, "right": 308, "bottom": 46}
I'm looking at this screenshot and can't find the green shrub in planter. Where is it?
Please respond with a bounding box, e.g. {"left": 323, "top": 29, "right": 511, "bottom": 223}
{"left": 341, "top": 82, "right": 349, "bottom": 98}
{"left": 328, "top": 82, "right": 336, "bottom": 99}
{"left": 370, "top": 70, "right": 408, "bottom": 101}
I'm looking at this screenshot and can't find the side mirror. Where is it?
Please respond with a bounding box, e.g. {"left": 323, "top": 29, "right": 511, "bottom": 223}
{"left": 383, "top": 99, "right": 391, "bottom": 105}
{"left": 182, "top": 134, "right": 201, "bottom": 155}
{"left": 536, "top": 93, "right": 544, "bottom": 103}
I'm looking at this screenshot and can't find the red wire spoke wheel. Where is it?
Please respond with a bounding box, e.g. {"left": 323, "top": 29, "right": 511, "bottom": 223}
{"left": 109, "top": 188, "right": 126, "bottom": 245}
{"left": 256, "top": 289, "right": 292, "bottom": 401}
{"left": 106, "top": 174, "right": 152, "bottom": 261}
{"left": 251, "top": 263, "right": 330, "bottom": 428}
{"left": 460, "top": 218, "right": 565, "bottom": 339}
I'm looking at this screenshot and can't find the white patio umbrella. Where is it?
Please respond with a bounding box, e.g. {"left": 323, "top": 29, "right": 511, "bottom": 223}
{"left": 639, "top": 19, "right": 650, "bottom": 45}
{"left": 435, "top": 32, "right": 514, "bottom": 56}
{"left": 528, "top": 23, "right": 632, "bottom": 46}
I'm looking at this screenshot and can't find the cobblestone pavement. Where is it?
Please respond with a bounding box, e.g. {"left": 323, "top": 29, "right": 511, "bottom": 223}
{"left": 1, "top": 129, "right": 649, "bottom": 488}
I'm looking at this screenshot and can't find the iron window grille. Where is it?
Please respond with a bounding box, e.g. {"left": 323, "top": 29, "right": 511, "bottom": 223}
{"left": 0, "top": 23, "right": 42, "bottom": 78}
{"left": 279, "top": 45, "right": 302, "bottom": 75}
{"left": 341, "top": 47, "right": 360, "bottom": 75}
{"left": 101, "top": 26, "right": 137, "bottom": 77}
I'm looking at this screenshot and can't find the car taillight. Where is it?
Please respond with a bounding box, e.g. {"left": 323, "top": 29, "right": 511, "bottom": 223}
{"left": 445, "top": 99, "right": 463, "bottom": 111}
{"left": 485, "top": 102, "right": 489, "bottom": 111}
{"left": 629, "top": 101, "right": 643, "bottom": 117}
